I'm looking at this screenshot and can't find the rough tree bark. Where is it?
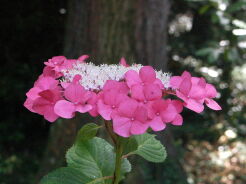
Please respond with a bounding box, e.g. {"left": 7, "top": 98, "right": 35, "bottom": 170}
{"left": 36, "top": 0, "right": 187, "bottom": 183}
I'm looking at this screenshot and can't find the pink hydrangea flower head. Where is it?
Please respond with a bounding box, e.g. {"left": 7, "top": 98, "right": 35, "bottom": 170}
{"left": 88, "top": 92, "right": 99, "bottom": 117}
{"left": 98, "top": 80, "right": 130, "bottom": 120}
{"left": 125, "top": 66, "right": 164, "bottom": 89}
{"left": 148, "top": 99, "right": 183, "bottom": 131}
{"left": 24, "top": 76, "right": 60, "bottom": 112}
{"left": 44, "top": 56, "right": 67, "bottom": 72}
{"left": 170, "top": 71, "right": 221, "bottom": 113}
{"left": 119, "top": 57, "right": 129, "bottom": 67}
{"left": 54, "top": 75, "right": 92, "bottom": 119}
{"left": 44, "top": 55, "right": 88, "bottom": 75}
{"left": 125, "top": 66, "right": 163, "bottom": 102}
{"left": 112, "top": 99, "right": 148, "bottom": 137}
{"left": 160, "top": 99, "right": 183, "bottom": 125}
{"left": 78, "top": 55, "right": 89, "bottom": 62}
{"left": 42, "top": 66, "right": 63, "bottom": 78}
{"left": 204, "top": 84, "right": 222, "bottom": 110}
{"left": 103, "top": 80, "right": 129, "bottom": 95}
{"left": 131, "top": 83, "right": 162, "bottom": 102}
{"left": 32, "top": 88, "right": 62, "bottom": 122}
{"left": 63, "top": 54, "right": 89, "bottom": 69}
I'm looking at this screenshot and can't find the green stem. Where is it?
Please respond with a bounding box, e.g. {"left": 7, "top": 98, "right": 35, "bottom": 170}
{"left": 104, "top": 120, "right": 123, "bottom": 184}
{"left": 113, "top": 137, "right": 123, "bottom": 184}
{"left": 104, "top": 120, "right": 117, "bottom": 145}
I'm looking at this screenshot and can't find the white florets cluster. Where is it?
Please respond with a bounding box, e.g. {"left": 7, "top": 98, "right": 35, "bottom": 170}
{"left": 61, "top": 61, "right": 171, "bottom": 91}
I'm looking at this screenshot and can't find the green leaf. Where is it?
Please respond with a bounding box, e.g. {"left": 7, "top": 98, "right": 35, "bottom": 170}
{"left": 196, "top": 47, "right": 222, "bottom": 63}
{"left": 125, "top": 133, "right": 166, "bottom": 163}
{"left": 199, "top": 5, "right": 210, "bottom": 15}
{"left": 40, "top": 167, "right": 91, "bottom": 184}
{"left": 66, "top": 137, "right": 131, "bottom": 184}
{"left": 226, "top": 1, "right": 246, "bottom": 13}
{"left": 76, "top": 123, "right": 100, "bottom": 141}
{"left": 40, "top": 167, "right": 113, "bottom": 184}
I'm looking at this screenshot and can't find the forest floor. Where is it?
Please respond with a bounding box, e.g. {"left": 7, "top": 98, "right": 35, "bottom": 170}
{"left": 184, "top": 134, "right": 246, "bottom": 184}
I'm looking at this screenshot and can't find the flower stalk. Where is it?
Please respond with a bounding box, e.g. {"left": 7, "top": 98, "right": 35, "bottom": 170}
{"left": 113, "top": 137, "right": 123, "bottom": 184}
{"left": 104, "top": 120, "right": 123, "bottom": 184}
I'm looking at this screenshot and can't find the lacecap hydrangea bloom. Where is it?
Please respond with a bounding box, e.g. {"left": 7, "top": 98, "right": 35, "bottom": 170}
{"left": 24, "top": 55, "right": 221, "bottom": 137}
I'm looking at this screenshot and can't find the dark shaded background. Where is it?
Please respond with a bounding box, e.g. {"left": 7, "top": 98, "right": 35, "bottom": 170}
{"left": 0, "top": 0, "right": 245, "bottom": 184}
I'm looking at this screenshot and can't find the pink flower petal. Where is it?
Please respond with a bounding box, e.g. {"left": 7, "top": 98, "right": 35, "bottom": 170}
{"left": 170, "top": 76, "right": 182, "bottom": 89}
{"left": 139, "top": 66, "right": 156, "bottom": 83}
{"left": 54, "top": 100, "right": 75, "bottom": 119}
{"left": 39, "top": 90, "right": 55, "bottom": 101}
{"left": 88, "top": 92, "right": 99, "bottom": 117}
{"left": 118, "top": 99, "right": 138, "bottom": 118}
{"left": 103, "top": 80, "right": 129, "bottom": 94}
{"left": 103, "top": 90, "right": 117, "bottom": 105}
{"left": 35, "top": 76, "right": 59, "bottom": 90}
{"left": 26, "top": 87, "right": 41, "bottom": 100}
{"left": 130, "top": 121, "right": 148, "bottom": 135}
{"left": 131, "top": 85, "right": 145, "bottom": 101}
{"left": 72, "top": 74, "right": 82, "bottom": 83}
{"left": 161, "top": 103, "right": 178, "bottom": 122}
{"left": 43, "top": 106, "right": 59, "bottom": 122}
{"left": 148, "top": 116, "right": 166, "bottom": 131}
{"left": 154, "top": 79, "right": 164, "bottom": 89}
{"left": 61, "top": 82, "right": 70, "bottom": 89}
{"left": 205, "top": 84, "right": 217, "bottom": 98}
{"left": 32, "top": 98, "right": 51, "bottom": 115}
{"left": 89, "top": 109, "right": 99, "bottom": 117}
{"left": 119, "top": 57, "right": 129, "bottom": 67}
{"left": 124, "top": 70, "right": 142, "bottom": 88}
{"left": 176, "top": 90, "right": 188, "bottom": 102}
{"left": 78, "top": 55, "right": 89, "bottom": 62}
{"left": 112, "top": 116, "right": 131, "bottom": 137}
{"left": 143, "top": 84, "right": 162, "bottom": 101}
{"left": 134, "top": 106, "right": 148, "bottom": 123}
{"left": 24, "top": 98, "right": 35, "bottom": 112}
{"left": 62, "top": 59, "right": 77, "bottom": 70}
{"left": 52, "top": 56, "right": 66, "bottom": 63}
{"left": 184, "top": 99, "right": 204, "bottom": 113}
{"left": 97, "top": 100, "right": 113, "bottom": 120}
{"left": 191, "top": 77, "right": 200, "bottom": 84}
{"left": 115, "top": 94, "right": 129, "bottom": 106}
{"left": 75, "top": 104, "right": 92, "bottom": 113}
{"left": 172, "top": 114, "right": 183, "bottom": 126}
{"left": 189, "top": 85, "right": 206, "bottom": 99}
{"left": 205, "top": 98, "right": 222, "bottom": 110}
{"left": 42, "top": 66, "right": 58, "bottom": 78}
{"left": 172, "top": 100, "right": 183, "bottom": 113}
{"left": 198, "top": 77, "right": 206, "bottom": 88}
{"left": 179, "top": 77, "right": 192, "bottom": 96}
{"left": 152, "top": 99, "right": 168, "bottom": 112}
{"left": 181, "top": 71, "right": 192, "bottom": 78}
{"left": 103, "top": 80, "right": 118, "bottom": 91}
{"left": 64, "top": 83, "right": 86, "bottom": 103}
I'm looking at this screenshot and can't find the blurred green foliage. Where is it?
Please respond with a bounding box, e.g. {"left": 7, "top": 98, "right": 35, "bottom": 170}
{"left": 169, "top": 0, "right": 246, "bottom": 139}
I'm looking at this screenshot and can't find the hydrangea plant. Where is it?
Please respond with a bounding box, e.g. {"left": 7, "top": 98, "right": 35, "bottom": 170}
{"left": 24, "top": 55, "right": 221, "bottom": 184}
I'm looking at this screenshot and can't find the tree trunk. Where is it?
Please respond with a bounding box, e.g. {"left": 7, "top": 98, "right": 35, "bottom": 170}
{"left": 36, "top": 0, "right": 187, "bottom": 183}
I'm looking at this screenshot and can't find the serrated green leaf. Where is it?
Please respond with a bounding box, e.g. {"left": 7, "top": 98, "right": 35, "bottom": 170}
{"left": 76, "top": 123, "right": 100, "bottom": 141}
{"left": 40, "top": 167, "right": 91, "bottom": 184}
{"left": 66, "top": 137, "right": 131, "bottom": 184}
{"left": 125, "top": 133, "right": 166, "bottom": 163}
{"left": 40, "top": 167, "right": 114, "bottom": 184}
